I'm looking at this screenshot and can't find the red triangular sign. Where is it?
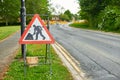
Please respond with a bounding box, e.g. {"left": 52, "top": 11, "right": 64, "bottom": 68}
{"left": 19, "top": 14, "right": 55, "bottom": 44}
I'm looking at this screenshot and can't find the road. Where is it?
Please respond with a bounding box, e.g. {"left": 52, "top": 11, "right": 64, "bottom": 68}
{"left": 50, "top": 24, "right": 120, "bottom": 80}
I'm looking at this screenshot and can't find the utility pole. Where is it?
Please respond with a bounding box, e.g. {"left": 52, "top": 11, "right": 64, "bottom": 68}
{"left": 20, "top": 0, "right": 26, "bottom": 58}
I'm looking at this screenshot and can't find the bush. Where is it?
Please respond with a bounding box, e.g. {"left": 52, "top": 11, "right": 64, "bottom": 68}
{"left": 98, "top": 6, "right": 120, "bottom": 32}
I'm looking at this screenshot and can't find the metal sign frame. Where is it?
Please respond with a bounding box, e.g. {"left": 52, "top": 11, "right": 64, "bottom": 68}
{"left": 20, "top": 0, "right": 53, "bottom": 78}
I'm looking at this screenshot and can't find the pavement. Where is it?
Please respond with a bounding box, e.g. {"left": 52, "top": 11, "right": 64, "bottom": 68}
{"left": 0, "top": 31, "right": 20, "bottom": 79}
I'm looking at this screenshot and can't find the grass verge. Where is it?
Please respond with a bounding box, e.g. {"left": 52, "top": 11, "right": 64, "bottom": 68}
{"left": 69, "top": 22, "right": 120, "bottom": 33}
{"left": 69, "top": 23, "right": 88, "bottom": 29}
{"left": 4, "top": 44, "right": 73, "bottom": 80}
{"left": 0, "top": 26, "right": 20, "bottom": 40}
{"left": 69, "top": 21, "right": 89, "bottom": 29}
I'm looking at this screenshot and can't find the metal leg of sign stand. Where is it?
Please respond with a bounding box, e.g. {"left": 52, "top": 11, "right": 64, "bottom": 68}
{"left": 45, "top": 16, "right": 50, "bottom": 64}
{"left": 23, "top": 45, "right": 27, "bottom": 79}
{"left": 48, "top": 44, "right": 52, "bottom": 72}
{"left": 48, "top": 44, "right": 52, "bottom": 79}
{"left": 24, "top": 50, "right": 27, "bottom": 78}
{"left": 20, "top": 10, "right": 52, "bottom": 78}
{"left": 46, "top": 16, "right": 52, "bottom": 79}
{"left": 45, "top": 44, "right": 52, "bottom": 80}
{"left": 45, "top": 44, "right": 48, "bottom": 64}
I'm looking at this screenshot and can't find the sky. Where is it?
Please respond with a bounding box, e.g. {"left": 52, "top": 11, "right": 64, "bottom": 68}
{"left": 49, "top": 0, "right": 80, "bottom": 14}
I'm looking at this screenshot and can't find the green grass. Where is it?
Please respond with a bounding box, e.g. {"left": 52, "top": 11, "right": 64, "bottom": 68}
{"left": 4, "top": 44, "right": 73, "bottom": 80}
{"left": 0, "top": 26, "right": 20, "bottom": 40}
{"left": 69, "top": 22, "right": 120, "bottom": 33}
{"left": 69, "top": 22, "right": 100, "bottom": 30}
{"left": 69, "top": 22, "right": 89, "bottom": 29}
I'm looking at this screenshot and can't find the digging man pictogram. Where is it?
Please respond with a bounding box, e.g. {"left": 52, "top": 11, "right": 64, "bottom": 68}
{"left": 33, "top": 24, "right": 45, "bottom": 40}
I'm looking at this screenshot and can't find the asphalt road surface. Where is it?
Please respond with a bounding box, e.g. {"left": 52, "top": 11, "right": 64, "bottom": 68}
{"left": 50, "top": 24, "right": 120, "bottom": 80}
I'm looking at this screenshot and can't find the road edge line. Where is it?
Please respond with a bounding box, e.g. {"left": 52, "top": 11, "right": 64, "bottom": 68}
{"left": 52, "top": 42, "right": 86, "bottom": 80}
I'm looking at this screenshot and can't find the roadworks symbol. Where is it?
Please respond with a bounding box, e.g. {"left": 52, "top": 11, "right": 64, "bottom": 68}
{"left": 19, "top": 14, "right": 54, "bottom": 44}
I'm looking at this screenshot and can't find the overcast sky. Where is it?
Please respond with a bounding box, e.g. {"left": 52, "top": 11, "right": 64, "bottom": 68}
{"left": 49, "top": 0, "right": 80, "bottom": 14}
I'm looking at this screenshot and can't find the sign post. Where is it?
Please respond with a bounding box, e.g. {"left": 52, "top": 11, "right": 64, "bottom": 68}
{"left": 44, "top": 16, "right": 52, "bottom": 75}
{"left": 20, "top": 0, "right": 26, "bottom": 58}
{"left": 19, "top": 14, "right": 55, "bottom": 77}
{"left": 45, "top": 16, "right": 49, "bottom": 63}
{"left": 20, "top": 0, "right": 26, "bottom": 76}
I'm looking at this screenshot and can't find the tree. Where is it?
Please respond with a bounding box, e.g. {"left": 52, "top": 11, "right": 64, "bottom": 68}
{"left": 78, "top": 0, "right": 120, "bottom": 32}
{"left": 73, "top": 13, "right": 80, "bottom": 21}
{"left": 99, "top": 5, "right": 120, "bottom": 31}
{"left": 79, "top": 0, "right": 112, "bottom": 26}
{"left": 59, "top": 10, "right": 73, "bottom": 21}
{"left": 0, "top": 0, "right": 20, "bottom": 25}
{"left": 26, "top": 0, "right": 50, "bottom": 20}
{"left": 59, "top": 14, "right": 70, "bottom": 21}
{"left": 0, "top": 0, "right": 51, "bottom": 25}
{"left": 78, "top": 0, "right": 107, "bottom": 27}
{"left": 97, "top": 0, "right": 120, "bottom": 31}
{"left": 64, "top": 10, "right": 72, "bottom": 21}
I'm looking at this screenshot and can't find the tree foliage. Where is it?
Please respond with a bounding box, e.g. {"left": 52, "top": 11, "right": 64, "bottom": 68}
{"left": 78, "top": 0, "right": 120, "bottom": 32}
{"left": 0, "top": 0, "right": 50, "bottom": 26}
{"left": 64, "top": 10, "right": 72, "bottom": 20}
{"left": 59, "top": 14, "right": 70, "bottom": 21}
{"left": 26, "top": 0, "right": 49, "bottom": 15}
{"left": 0, "top": 0, "right": 20, "bottom": 25}
{"left": 59, "top": 10, "right": 73, "bottom": 21}
{"left": 26, "top": 0, "right": 50, "bottom": 22}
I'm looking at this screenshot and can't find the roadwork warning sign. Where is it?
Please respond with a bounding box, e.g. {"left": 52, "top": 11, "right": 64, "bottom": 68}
{"left": 19, "top": 14, "right": 55, "bottom": 44}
